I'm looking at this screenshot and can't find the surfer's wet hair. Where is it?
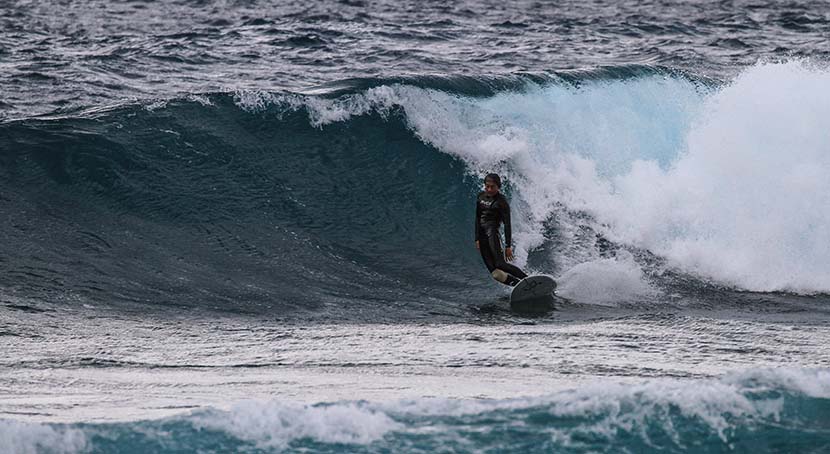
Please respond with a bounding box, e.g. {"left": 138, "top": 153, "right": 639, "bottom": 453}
{"left": 484, "top": 173, "right": 502, "bottom": 188}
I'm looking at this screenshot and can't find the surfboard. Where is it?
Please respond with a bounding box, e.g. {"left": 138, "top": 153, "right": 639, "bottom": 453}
{"left": 510, "top": 275, "right": 556, "bottom": 312}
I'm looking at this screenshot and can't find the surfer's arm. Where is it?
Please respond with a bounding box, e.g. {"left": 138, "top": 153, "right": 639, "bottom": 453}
{"left": 474, "top": 198, "right": 481, "bottom": 243}
{"left": 501, "top": 198, "right": 512, "bottom": 248}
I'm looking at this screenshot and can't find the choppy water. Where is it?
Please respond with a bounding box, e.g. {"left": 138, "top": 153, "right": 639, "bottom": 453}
{"left": 2, "top": 0, "right": 830, "bottom": 452}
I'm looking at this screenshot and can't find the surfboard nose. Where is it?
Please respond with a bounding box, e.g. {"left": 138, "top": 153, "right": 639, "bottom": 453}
{"left": 509, "top": 275, "right": 557, "bottom": 313}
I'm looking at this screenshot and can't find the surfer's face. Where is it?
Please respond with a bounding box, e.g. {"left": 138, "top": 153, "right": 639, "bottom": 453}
{"left": 484, "top": 181, "right": 500, "bottom": 196}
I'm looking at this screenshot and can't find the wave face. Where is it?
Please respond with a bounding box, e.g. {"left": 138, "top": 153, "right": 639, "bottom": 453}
{"left": 3, "top": 368, "right": 829, "bottom": 453}
{"left": 1, "top": 61, "right": 829, "bottom": 317}
{"left": 0, "top": 93, "right": 491, "bottom": 316}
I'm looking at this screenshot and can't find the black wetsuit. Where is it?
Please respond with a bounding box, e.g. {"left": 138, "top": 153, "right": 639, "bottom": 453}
{"left": 475, "top": 192, "right": 528, "bottom": 286}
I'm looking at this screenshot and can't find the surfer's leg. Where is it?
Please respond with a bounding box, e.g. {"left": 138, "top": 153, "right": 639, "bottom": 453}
{"left": 481, "top": 232, "right": 514, "bottom": 285}
{"left": 500, "top": 262, "right": 528, "bottom": 280}
{"left": 489, "top": 232, "right": 528, "bottom": 280}
{"left": 479, "top": 234, "right": 497, "bottom": 273}
{"left": 484, "top": 230, "right": 525, "bottom": 286}
{"left": 481, "top": 232, "right": 519, "bottom": 285}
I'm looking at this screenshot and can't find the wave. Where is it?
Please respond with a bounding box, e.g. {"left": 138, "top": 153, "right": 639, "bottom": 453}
{"left": 0, "top": 91, "right": 491, "bottom": 316}
{"left": 4, "top": 367, "right": 829, "bottom": 453}
{"left": 1, "top": 61, "right": 828, "bottom": 316}
{"left": 259, "top": 60, "right": 830, "bottom": 296}
{"left": 268, "top": 60, "right": 830, "bottom": 296}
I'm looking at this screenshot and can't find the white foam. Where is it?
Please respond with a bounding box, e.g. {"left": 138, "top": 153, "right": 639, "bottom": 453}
{"left": 236, "top": 61, "right": 830, "bottom": 294}
{"left": 186, "top": 94, "right": 214, "bottom": 106}
{"left": 542, "top": 378, "right": 779, "bottom": 446}
{"left": 727, "top": 367, "right": 830, "bottom": 398}
{"left": 191, "top": 400, "right": 401, "bottom": 449}
{"left": 0, "top": 420, "right": 87, "bottom": 454}
{"left": 378, "top": 367, "right": 829, "bottom": 445}
{"left": 556, "top": 251, "right": 657, "bottom": 305}
{"left": 596, "top": 61, "right": 830, "bottom": 293}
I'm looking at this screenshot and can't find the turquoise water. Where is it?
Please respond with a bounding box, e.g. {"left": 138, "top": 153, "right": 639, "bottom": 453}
{"left": 6, "top": 369, "right": 830, "bottom": 453}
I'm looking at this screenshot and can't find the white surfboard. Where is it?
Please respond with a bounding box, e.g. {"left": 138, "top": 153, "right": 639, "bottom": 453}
{"left": 510, "top": 275, "right": 556, "bottom": 311}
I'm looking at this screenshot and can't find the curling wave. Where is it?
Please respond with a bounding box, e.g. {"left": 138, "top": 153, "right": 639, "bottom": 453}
{"left": 1, "top": 61, "right": 828, "bottom": 318}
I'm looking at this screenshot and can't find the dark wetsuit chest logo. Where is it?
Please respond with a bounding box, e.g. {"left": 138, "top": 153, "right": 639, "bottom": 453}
{"left": 478, "top": 196, "right": 504, "bottom": 226}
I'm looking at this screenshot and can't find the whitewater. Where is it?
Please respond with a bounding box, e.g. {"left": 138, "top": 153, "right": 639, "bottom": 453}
{"left": 2, "top": 0, "right": 830, "bottom": 453}
{"left": 243, "top": 60, "right": 830, "bottom": 295}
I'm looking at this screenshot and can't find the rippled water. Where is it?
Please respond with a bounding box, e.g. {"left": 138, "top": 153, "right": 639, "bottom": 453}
{"left": 3, "top": 0, "right": 829, "bottom": 118}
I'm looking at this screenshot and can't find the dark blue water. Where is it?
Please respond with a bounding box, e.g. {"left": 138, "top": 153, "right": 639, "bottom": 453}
{"left": 2, "top": 1, "right": 830, "bottom": 452}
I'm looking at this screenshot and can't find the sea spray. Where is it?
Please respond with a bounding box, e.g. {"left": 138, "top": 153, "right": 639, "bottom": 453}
{"left": 263, "top": 61, "right": 830, "bottom": 294}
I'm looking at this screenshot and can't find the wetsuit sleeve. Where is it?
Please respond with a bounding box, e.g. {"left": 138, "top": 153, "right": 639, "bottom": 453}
{"left": 501, "top": 197, "right": 512, "bottom": 248}
{"left": 474, "top": 196, "right": 481, "bottom": 241}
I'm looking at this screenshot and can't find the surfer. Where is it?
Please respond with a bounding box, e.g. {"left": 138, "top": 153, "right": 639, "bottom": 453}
{"left": 475, "top": 173, "right": 528, "bottom": 286}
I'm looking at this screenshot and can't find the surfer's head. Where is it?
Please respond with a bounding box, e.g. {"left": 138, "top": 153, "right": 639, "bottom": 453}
{"left": 484, "top": 173, "right": 501, "bottom": 195}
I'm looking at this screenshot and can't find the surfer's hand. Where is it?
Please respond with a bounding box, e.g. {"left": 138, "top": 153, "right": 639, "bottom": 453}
{"left": 505, "top": 247, "right": 514, "bottom": 261}
{"left": 475, "top": 241, "right": 480, "bottom": 250}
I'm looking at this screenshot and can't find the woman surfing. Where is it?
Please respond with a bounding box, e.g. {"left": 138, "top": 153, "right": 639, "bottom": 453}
{"left": 475, "top": 173, "right": 528, "bottom": 286}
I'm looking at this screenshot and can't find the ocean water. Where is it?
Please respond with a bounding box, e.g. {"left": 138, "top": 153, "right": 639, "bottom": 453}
{"left": 2, "top": 0, "right": 830, "bottom": 452}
